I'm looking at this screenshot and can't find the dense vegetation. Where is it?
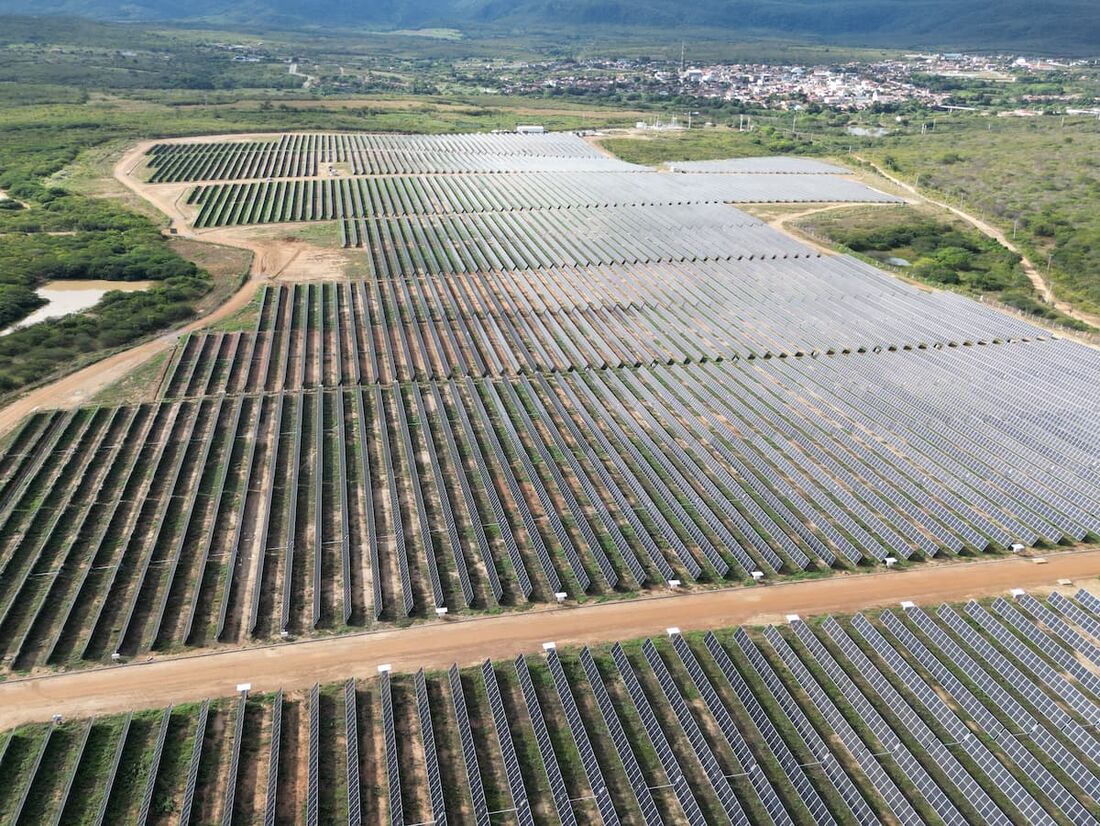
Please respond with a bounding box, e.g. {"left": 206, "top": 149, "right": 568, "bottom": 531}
{"left": 0, "top": 285, "right": 46, "bottom": 329}
{"left": 794, "top": 207, "right": 1090, "bottom": 329}
{"left": 863, "top": 118, "right": 1100, "bottom": 319}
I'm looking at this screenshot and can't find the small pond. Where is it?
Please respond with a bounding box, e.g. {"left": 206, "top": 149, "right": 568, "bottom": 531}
{"left": 1, "top": 280, "right": 155, "bottom": 336}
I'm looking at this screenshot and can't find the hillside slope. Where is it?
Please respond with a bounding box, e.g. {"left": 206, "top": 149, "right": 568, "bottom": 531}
{"left": 1, "top": 0, "right": 1097, "bottom": 52}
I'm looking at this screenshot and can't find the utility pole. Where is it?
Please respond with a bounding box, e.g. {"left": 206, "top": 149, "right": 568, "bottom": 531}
{"left": 680, "top": 41, "right": 686, "bottom": 75}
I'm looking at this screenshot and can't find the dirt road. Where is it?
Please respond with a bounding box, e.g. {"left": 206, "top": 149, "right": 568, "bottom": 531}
{"left": 3, "top": 548, "right": 1098, "bottom": 729}
{"left": 0, "top": 139, "right": 340, "bottom": 437}
{"left": 855, "top": 155, "right": 1100, "bottom": 329}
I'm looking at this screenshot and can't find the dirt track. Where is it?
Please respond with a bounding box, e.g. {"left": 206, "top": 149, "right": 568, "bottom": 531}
{"left": 0, "top": 139, "right": 343, "bottom": 437}
{"left": 2, "top": 548, "right": 1098, "bottom": 729}
{"left": 856, "top": 155, "right": 1100, "bottom": 329}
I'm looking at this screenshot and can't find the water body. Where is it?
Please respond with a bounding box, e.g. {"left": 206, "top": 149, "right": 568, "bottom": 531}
{"left": 1, "top": 280, "right": 155, "bottom": 336}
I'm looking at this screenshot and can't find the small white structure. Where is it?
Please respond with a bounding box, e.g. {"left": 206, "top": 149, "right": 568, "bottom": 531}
{"left": 516, "top": 125, "right": 546, "bottom": 134}
{"left": 542, "top": 641, "right": 557, "bottom": 652}
{"left": 666, "top": 627, "right": 681, "bottom": 637}
{"left": 884, "top": 557, "right": 898, "bottom": 568}
{"left": 900, "top": 601, "right": 916, "bottom": 609}
{"left": 435, "top": 607, "right": 449, "bottom": 617}
{"left": 378, "top": 663, "right": 392, "bottom": 674}
{"left": 668, "top": 579, "right": 682, "bottom": 588}
{"left": 1058, "top": 579, "right": 1074, "bottom": 586}
{"left": 751, "top": 570, "right": 765, "bottom": 582}
{"left": 786, "top": 614, "right": 801, "bottom": 623}
{"left": 236, "top": 683, "right": 252, "bottom": 693}
{"left": 1011, "top": 543, "right": 1027, "bottom": 554}
{"left": 1010, "top": 588, "right": 1027, "bottom": 598}
{"left": 554, "top": 591, "right": 568, "bottom": 603}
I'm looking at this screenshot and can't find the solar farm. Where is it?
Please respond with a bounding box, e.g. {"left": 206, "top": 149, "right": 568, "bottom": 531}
{"left": 5, "top": 589, "right": 1100, "bottom": 824}
{"left": 1, "top": 127, "right": 1100, "bottom": 822}
{"left": 0, "top": 131, "right": 1097, "bottom": 674}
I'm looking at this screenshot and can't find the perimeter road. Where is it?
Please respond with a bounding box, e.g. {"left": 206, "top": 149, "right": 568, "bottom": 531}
{"left": 2, "top": 548, "right": 1099, "bottom": 729}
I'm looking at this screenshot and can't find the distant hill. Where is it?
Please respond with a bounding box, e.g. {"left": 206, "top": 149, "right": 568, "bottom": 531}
{"left": 2, "top": 0, "right": 1097, "bottom": 53}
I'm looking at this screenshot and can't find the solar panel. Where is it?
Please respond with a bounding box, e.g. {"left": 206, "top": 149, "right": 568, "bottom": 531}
{"left": 848, "top": 614, "right": 1052, "bottom": 825}
{"left": 992, "top": 598, "right": 1100, "bottom": 707}
{"left": 392, "top": 386, "right": 445, "bottom": 608}
{"left": 892, "top": 607, "right": 1096, "bottom": 822}
{"left": 480, "top": 378, "right": 588, "bottom": 591}
{"left": 1017, "top": 592, "right": 1100, "bottom": 670}
{"left": 1074, "top": 588, "right": 1100, "bottom": 620}
{"left": 137, "top": 707, "right": 173, "bottom": 826}
{"left": 668, "top": 632, "right": 794, "bottom": 825}
{"left": 935, "top": 603, "right": 1100, "bottom": 769}
{"left": 346, "top": 680, "right": 363, "bottom": 826}
{"left": 480, "top": 660, "right": 535, "bottom": 826}
{"left": 1047, "top": 591, "right": 1100, "bottom": 646}
{"left": 968, "top": 601, "right": 1100, "bottom": 728}
{"left": 263, "top": 691, "right": 283, "bottom": 826}
{"left": 760, "top": 626, "right": 919, "bottom": 825}
{"left": 576, "top": 648, "right": 662, "bottom": 825}
{"left": 449, "top": 664, "right": 490, "bottom": 825}
{"left": 375, "top": 387, "right": 414, "bottom": 617}
{"left": 411, "top": 383, "right": 473, "bottom": 607}
{"left": 513, "top": 654, "right": 578, "bottom": 826}
{"left": 537, "top": 374, "right": 690, "bottom": 581}
{"left": 545, "top": 649, "right": 620, "bottom": 824}
{"left": 9, "top": 720, "right": 56, "bottom": 826}
{"left": 221, "top": 692, "right": 249, "bottom": 826}
{"left": 414, "top": 670, "right": 447, "bottom": 826}
{"left": 464, "top": 379, "right": 556, "bottom": 593}
{"left": 429, "top": 383, "right": 501, "bottom": 602}
{"left": 699, "top": 633, "right": 836, "bottom": 826}
{"left": 518, "top": 377, "right": 649, "bottom": 585}
{"left": 610, "top": 643, "right": 707, "bottom": 825}
{"left": 307, "top": 683, "right": 320, "bottom": 826}
{"left": 178, "top": 701, "right": 209, "bottom": 826}
{"left": 730, "top": 629, "right": 875, "bottom": 822}
{"left": 93, "top": 712, "right": 132, "bottom": 826}
{"left": 640, "top": 639, "right": 751, "bottom": 825}
{"left": 792, "top": 619, "right": 968, "bottom": 826}
{"left": 499, "top": 379, "right": 621, "bottom": 588}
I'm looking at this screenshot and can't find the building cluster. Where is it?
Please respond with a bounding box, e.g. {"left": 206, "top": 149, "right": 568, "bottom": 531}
{"left": 474, "top": 52, "right": 1078, "bottom": 111}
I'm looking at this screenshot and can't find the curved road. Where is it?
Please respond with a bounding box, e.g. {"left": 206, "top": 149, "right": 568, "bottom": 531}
{"left": 2, "top": 547, "right": 1097, "bottom": 729}
{"left": 854, "top": 155, "right": 1100, "bottom": 330}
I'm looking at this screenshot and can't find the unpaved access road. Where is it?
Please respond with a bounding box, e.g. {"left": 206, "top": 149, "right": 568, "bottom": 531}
{"left": 856, "top": 155, "right": 1100, "bottom": 330}
{"left": 0, "top": 139, "right": 338, "bottom": 437}
{"left": 2, "top": 548, "right": 1099, "bottom": 729}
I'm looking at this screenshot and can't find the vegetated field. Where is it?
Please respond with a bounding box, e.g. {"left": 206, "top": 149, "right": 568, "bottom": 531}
{"left": 791, "top": 203, "right": 1091, "bottom": 330}
{"left": 3, "top": 587, "right": 1100, "bottom": 825}
{"left": 862, "top": 115, "right": 1100, "bottom": 316}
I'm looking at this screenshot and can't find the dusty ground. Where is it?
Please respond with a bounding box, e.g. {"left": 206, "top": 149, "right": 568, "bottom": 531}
{"left": 2, "top": 547, "right": 1098, "bottom": 729}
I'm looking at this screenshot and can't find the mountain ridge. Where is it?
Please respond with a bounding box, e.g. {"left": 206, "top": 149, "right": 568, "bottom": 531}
{"left": 1, "top": 0, "right": 1097, "bottom": 53}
